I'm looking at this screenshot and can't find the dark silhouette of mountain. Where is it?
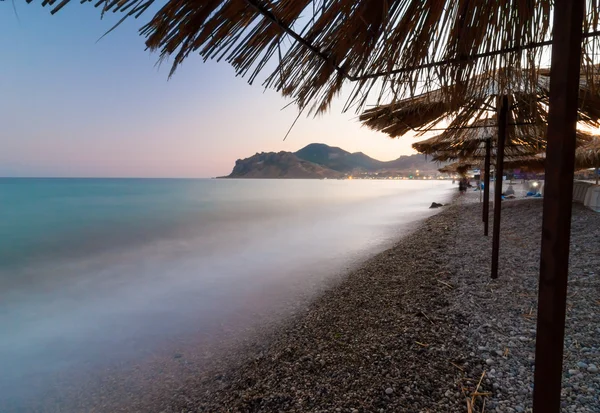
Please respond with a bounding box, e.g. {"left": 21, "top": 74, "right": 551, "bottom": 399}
{"left": 224, "top": 151, "right": 343, "bottom": 179}
{"left": 222, "top": 143, "right": 440, "bottom": 179}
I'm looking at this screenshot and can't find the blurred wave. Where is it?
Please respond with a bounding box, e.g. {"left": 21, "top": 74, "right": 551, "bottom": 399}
{"left": 0, "top": 178, "right": 452, "bottom": 410}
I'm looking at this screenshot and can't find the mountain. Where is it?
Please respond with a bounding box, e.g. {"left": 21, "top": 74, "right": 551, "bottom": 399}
{"left": 222, "top": 143, "right": 441, "bottom": 179}
{"left": 294, "top": 143, "right": 382, "bottom": 172}
{"left": 294, "top": 143, "right": 435, "bottom": 172}
{"left": 225, "top": 151, "right": 344, "bottom": 179}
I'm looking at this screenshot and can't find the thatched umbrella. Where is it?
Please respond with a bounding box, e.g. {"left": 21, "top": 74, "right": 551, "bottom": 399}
{"left": 412, "top": 118, "right": 545, "bottom": 162}
{"left": 360, "top": 68, "right": 600, "bottom": 137}
{"left": 360, "top": 67, "right": 600, "bottom": 276}
{"left": 501, "top": 139, "right": 600, "bottom": 177}
{"left": 438, "top": 161, "right": 475, "bottom": 176}
{"left": 413, "top": 120, "right": 595, "bottom": 162}
{"left": 502, "top": 138, "right": 599, "bottom": 183}
{"left": 439, "top": 156, "right": 551, "bottom": 176}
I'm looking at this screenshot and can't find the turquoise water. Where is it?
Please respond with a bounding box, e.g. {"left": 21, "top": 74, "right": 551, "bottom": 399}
{"left": 0, "top": 178, "right": 452, "bottom": 411}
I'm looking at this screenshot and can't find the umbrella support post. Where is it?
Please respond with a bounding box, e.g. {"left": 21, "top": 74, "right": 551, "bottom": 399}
{"left": 533, "top": 1, "right": 584, "bottom": 412}
{"left": 491, "top": 96, "right": 508, "bottom": 279}
{"left": 483, "top": 138, "right": 491, "bottom": 235}
{"left": 596, "top": 167, "right": 598, "bottom": 185}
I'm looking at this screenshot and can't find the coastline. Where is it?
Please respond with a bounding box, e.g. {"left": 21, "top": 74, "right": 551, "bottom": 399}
{"left": 14, "top": 188, "right": 598, "bottom": 412}
{"left": 162, "top": 191, "right": 599, "bottom": 413}
{"left": 164, "top": 193, "right": 482, "bottom": 412}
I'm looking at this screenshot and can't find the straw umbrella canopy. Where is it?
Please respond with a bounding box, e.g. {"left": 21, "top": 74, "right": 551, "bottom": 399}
{"left": 360, "top": 68, "right": 600, "bottom": 138}
{"left": 438, "top": 162, "right": 475, "bottom": 176}
{"left": 438, "top": 156, "right": 547, "bottom": 176}
{"left": 436, "top": 138, "right": 599, "bottom": 175}
{"left": 412, "top": 118, "right": 544, "bottom": 161}
{"left": 501, "top": 137, "right": 599, "bottom": 173}
{"left": 29, "top": 1, "right": 600, "bottom": 114}
{"left": 412, "top": 119, "right": 596, "bottom": 162}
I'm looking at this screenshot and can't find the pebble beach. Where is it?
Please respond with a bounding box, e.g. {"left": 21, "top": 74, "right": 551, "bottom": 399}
{"left": 17, "top": 187, "right": 599, "bottom": 413}
{"left": 159, "top": 189, "right": 600, "bottom": 413}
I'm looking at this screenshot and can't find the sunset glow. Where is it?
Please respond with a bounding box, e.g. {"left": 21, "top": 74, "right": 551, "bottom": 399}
{"left": 0, "top": 5, "right": 429, "bottom": 178}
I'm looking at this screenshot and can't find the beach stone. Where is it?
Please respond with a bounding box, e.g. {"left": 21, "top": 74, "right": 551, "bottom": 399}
{"left": 577, "top": 362, "right": 589, "bottom": 369}
{"left": 161, "top": 195, "right": 600, "bottom": 413}
{"left": 587, "top": 365, "right": 599, "bottom": 374}
{"left": 385, "top": 387, "right": 394, "bottom": 395}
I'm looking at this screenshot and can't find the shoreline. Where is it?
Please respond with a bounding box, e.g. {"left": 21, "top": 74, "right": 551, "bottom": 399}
{"left": 164, "top": 192, "right": 599, "bottom": 412}
{"left": 12, "top": 188, "right": 599, "bottom": 412}
{"left": 3, "top": 183, "right": 455, "bottom": 413}
{"left": 163, "top": 195, "right": 485, "bottom": 412}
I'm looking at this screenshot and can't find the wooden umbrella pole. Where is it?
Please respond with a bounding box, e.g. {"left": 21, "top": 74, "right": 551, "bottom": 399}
{"left": 491, "top": 96, "right": 508, "bottom": 279}
{"left": 483, "top": 138, "right": 492, "bottom": 235}
{"left": 533, "top": 0, "right": 585, "bottom": 412}
{"left": 596, "top": 167, "right": 599, "bottom": 185}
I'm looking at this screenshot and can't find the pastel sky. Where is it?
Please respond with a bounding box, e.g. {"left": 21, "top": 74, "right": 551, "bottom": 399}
{"left": 1, "top": 3, "right": 430, "bottom": 178}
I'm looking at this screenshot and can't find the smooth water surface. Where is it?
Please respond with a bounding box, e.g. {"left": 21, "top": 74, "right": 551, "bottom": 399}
{"left": 0, "top": 178, "right": 452, "bottom": 410}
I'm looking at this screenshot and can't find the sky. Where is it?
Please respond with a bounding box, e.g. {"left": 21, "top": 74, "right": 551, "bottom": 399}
{"left": 0, "top": 3, "right": 429, "bottom": 178}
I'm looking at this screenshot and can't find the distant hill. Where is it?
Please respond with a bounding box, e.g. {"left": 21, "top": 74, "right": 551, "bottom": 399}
{"left": 222, "top": 143, "right": 441, "bottom": 179}
{"left": 225, "top": 151, "right": 344, "bottom": 179}
{"left": 294, "top": 143, "right": 434, "bottom": 173}
{"left": 294, "top": 143, "right": 382, "bottom": 172}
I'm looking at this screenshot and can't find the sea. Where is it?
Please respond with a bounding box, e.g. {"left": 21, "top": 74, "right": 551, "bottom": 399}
{"left": 0, "top": 178, "right": 453, "bottom": 411}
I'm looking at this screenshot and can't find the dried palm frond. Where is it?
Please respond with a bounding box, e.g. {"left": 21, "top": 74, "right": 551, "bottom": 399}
{"left": 27, "top": 1, "right": 600, "bottom": 114}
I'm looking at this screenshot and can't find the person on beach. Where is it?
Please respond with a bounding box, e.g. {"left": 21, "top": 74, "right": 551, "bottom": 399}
{"left": 458, "top": 177, "right": 468, "bottom": 194}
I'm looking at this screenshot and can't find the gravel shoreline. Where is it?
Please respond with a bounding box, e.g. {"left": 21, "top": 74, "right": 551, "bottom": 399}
{"left": 166, "top": 201, "right": 482, "bottom": 412}
{"left": 162, "top": 192, "right": 599, "bottom": 413}
{"left": 445, "top": 197, "right": 600, "bottom": 413}
{"left": 23, "top": 190, "right": 596, "bottom": 413}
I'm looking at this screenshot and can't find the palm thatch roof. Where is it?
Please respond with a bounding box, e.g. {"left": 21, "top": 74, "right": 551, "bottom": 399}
{"left": 412, "top": 119, "right": 596, "bottom": 162}
{"left": 360, "top": 68, "right": 600, "bottom": 137}
{"left": 438, "top": 137, "right": 599, "bottom": 175}
{"left": 438, "top": 162, "right": 475, "bottom": 176}
{"left": 29, "top": 1, "right": 600, "bottom": 114}
{"left": 501, "top": 143, "right": 600, "bottom": 172}
{"left": 438, "top": 156, "right": 544, "bottom": 175}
